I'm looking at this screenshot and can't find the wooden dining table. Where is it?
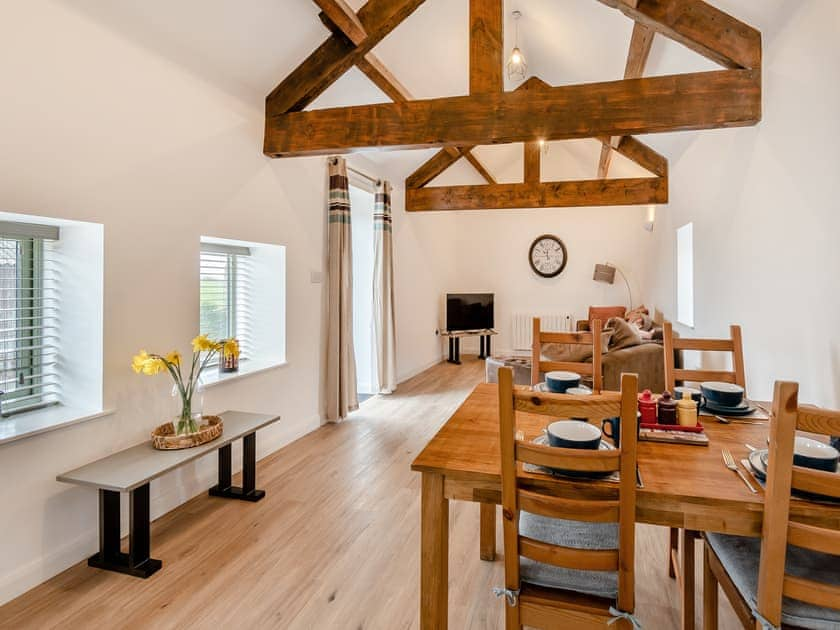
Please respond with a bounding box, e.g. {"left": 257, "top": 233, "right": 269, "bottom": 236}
{"left": 411, "top": 383, "right": 840, "bottom": 630}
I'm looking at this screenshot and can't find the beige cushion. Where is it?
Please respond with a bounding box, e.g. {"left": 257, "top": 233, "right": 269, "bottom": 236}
{"left": 542, "top": 331, "right": 612, "bottom": 363}
{"left": 606, "top": 317, "right": 643, "bottom": 351}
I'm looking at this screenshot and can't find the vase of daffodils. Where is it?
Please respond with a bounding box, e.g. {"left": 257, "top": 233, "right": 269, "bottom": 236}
{"left": 132, "top": 335, "right": 240, "bottom": 436}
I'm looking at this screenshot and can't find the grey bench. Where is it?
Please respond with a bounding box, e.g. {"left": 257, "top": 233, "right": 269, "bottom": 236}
{"left": 57, "top": 410, "right": 280, "bottom": 578}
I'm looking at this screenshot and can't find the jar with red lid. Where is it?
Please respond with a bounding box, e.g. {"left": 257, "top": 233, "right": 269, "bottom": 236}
{"left": 638, "top": 389, "right": 658, "bottom": 424}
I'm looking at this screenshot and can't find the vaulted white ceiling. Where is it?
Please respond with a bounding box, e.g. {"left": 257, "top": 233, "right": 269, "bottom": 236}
{"left": 61, "top": 0, "right": 797, "bottom": 182}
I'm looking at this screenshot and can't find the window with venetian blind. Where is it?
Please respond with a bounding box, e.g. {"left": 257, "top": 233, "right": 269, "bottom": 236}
{"left": 199, "top": 242, "right": 252, "bottom": 360}
{"left": 0, "top": 221, "right": 60, "bottom": 416}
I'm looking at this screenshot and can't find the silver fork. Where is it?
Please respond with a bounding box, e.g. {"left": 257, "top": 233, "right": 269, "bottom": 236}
{"left": 722, "top": 448, "right": 757, "bottom": 493}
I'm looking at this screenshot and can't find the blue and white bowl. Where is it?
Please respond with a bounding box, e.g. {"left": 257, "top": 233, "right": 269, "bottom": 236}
{"left": 546, "top": 420, "right": 602, "bottom": 450}
{"left": 793, "top": 437, "right": 840, "bottom": 472}
{"left": 545, "top": 371, "right": 581, "bottom": 393}
{"left": 701, "top": 381, "right": 745, "bottom": 408}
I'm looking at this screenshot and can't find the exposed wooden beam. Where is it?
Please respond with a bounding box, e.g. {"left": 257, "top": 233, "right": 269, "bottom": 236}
{"left": 469, "top": 0, "right": 503, "bottom": 94}
{"left": 314, "top": 0, "right": 367, "bottom": 45}
{"left": 460, "top": 149, "right": 497, "bottom": 185}
{"left": 524, "top": 142, "right": 541, "bottom": 184}
{"left": 406, "top": 177, "right": 668, "bottom": 212}
{"left": 405, "top": 147, "right": 462, "bottom": 189}
{"left": 265, "top": 69, "right": 761, "bottom": 157}
{"left": 355, "top": 53, "right": 413, "bottom": 102}
{"left": 403, "top": 77, "right": 550, "bottom": 187}
{"left": 265, "top": 0, "right": 426, "bottom": 118}
{"left": 623, "top": 21, "right": 655, "bottom": 78}
{"left": 597, "top": 0, "right": 761, "bottom": 70}
{"left": 599, "top": 21, "right": 655, "bottom": 178}
{"left": 612, "top": 135, "right": 668, "bottom": 177}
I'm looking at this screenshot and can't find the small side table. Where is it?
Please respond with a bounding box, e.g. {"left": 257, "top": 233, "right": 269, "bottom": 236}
{"left": 439, "top": 329, "right": 498, "bottom": 364}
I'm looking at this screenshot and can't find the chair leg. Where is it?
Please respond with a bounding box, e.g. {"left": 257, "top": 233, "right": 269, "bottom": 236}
{"left": 681, "top": 529, "right": 697, "bottom": 630}
{"left": 669, "top": 527, "right": 679, "bottom": 578}
{"left": 703, "top": 544, "right": 719, "bottom": 630}
{"left": 504, "top": 604, "right": 521, "bottom": 630}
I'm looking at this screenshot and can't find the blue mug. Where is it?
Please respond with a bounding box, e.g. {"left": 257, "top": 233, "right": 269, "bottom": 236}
{"left": 601, "top": 413, "right": 641, "bottom": 448}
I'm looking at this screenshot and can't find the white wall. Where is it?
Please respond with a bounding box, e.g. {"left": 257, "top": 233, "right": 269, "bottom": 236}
{"left": 0, "top": 0, "right": 449, "bottom": 604}
{"left": 642, "top": 1, "right": 840, "bottom": 407}
{"left": 444, "top": 205, "right": 652, "bottom": 355}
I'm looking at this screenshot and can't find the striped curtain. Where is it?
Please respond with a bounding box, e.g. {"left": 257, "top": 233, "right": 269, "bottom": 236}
{"left": 324, "top": 157, "right": 358, "bottom": 422}
{"left": 373, "top": 181, "right": 396, "bottom": 393}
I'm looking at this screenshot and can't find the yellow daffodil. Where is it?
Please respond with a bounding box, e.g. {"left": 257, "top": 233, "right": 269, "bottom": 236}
{"left": 222, "top": 339, "right": 240, "bottom": 358}
{"left": 165, "top": 350, "right": 181, "bottom": 366}
{"left": 191, "top": 334, "right": 216, "bottom": 353}
{"left": 132, "top": 350, "right": 167, "bottom": 376}
{"left": 132, "top": 350, "right": 151, "bottom": 374}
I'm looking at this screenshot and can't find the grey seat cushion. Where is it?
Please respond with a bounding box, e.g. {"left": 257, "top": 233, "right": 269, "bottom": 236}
{"left": 519, "top": 511, "right": 618, "bottom": 599}
{"left": 706, "top": 533, "right": 840, "bottom": 629}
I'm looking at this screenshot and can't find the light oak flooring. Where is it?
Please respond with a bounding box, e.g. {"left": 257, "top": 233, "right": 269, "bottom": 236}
{"left": 0, "top": 357, "right": 741, "bottom": 629}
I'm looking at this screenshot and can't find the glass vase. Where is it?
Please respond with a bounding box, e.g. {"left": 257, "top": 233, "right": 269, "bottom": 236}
{"left": 171, "top": 376, "right": 205, "bottom": 436}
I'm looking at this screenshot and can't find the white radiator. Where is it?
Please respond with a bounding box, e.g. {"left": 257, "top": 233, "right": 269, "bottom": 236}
{"left": 512, "top": 313, "right": 574, "bottom": 351}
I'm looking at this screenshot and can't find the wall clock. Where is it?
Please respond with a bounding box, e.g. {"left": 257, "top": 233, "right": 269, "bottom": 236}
{"left": 528, "top": 234, "right": 568, "bottom": 278}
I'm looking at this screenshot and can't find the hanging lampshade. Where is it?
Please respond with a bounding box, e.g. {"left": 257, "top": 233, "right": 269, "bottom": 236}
{"left": 507, "top": 11, "right": 527, "bottom": 81}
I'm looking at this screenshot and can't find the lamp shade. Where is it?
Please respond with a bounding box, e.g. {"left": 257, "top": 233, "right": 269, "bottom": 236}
{"left": 593, "top": 263, "right": 617, "bottom": 284}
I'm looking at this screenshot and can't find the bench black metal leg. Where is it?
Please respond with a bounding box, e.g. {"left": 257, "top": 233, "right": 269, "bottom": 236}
{"left": 88, "top": 484, "right": 162, "bottom": 578}
{"left": 209, "top": 433, "right": 265, "bottom": 502}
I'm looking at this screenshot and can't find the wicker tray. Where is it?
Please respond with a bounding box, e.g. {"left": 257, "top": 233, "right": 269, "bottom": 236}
{"left": 151, "top": 415, "right": 223, "bottom": 450}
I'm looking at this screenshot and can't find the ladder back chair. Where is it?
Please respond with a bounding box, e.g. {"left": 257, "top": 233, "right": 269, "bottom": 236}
{"left": 703, "top": 381, "right": 840, "bottom": 630}
{"left": 662, "top": 321, "right": 746, "bottom": 603}
{"left": 663, "top": 321, "right": 746, "bottom": 392}
{"left": 497, "top": 367, "right": 639, "bottom": 629}
{"left": 531, "top": 317, "right": 604, "bottom": 393}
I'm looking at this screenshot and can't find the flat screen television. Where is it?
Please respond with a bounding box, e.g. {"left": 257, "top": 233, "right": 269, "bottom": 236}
{"left": 446, "top": 293, "right": 494, "bottom": 332}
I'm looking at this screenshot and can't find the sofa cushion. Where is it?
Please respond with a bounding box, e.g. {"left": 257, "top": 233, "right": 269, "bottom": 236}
{"left": 542, "top": 331, "right": 612, "bottom": 363}
{"left": 606, "top": 317, "right": 643, "bottom": 351}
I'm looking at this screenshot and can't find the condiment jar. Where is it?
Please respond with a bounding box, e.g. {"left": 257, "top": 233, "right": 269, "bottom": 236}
{"left": 658, "top": 391, "right": 678, "bottom": 425}
{"left": 638, "top": 389, "right": 658, "bottom": 424}
{"left": 677, "top": 391, "right": 698, "bottom": 427}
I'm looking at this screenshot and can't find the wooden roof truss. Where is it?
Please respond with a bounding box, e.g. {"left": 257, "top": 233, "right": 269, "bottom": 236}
{"left": 264, "top": 0, "right": 761, "bottom": 212}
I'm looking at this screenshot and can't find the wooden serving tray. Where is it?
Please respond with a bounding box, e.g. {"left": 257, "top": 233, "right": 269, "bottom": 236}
{"left": 151, "top": 415, "right": 223, "bottom": 450}
{"left": 639, "top": 420, "right": 704, "bottom": 433}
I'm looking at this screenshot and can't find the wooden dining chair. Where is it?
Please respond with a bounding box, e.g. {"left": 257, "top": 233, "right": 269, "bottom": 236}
{"left": 663, "top": 321, "right": 746, "bottom": 393}
{"left": 496, "top": 367, "right": 639, "bottom": 629}
{"left": 531, "top": 317, "right": 604, "bottom": 393}
{"left": 702, "top": 381, "right": 840, "bottom": 630}
{"left": 662, "top": 320, "right": 747, "bottom": 613}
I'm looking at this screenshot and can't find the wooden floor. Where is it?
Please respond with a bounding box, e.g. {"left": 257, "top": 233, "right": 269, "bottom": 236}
{"left": 0, "top": 357, "right": 741, "bottom": 629}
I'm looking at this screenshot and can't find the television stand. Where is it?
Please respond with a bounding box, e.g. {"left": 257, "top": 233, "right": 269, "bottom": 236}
{"left": 440, "top": 329, "right": 498, "bottom": 364}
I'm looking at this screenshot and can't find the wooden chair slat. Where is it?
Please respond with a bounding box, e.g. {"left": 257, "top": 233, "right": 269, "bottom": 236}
{"left": 787, "top": 522, "right": 840, "bottom": 555}
{"left": 539, "top": 361, "right": 595, "bottom": 376}
{"left": 539, "top": 331, "right": 594, "bottom": 344}
{"left": 519, "top": 536, "right": 619, "bottom": 571}
{"left": 674, "top": 369, "right": 738, "bottom": 384}
{"left": 672, "top": 338, "right": 735, "bottom": 351}
{"left": 515, "top": 442, "right": 621, "bottom": 473}
{"left": 797, "top": 405, "right": 840, "bottom": 436}
{"left": 518, "top": 489, "right": 620, "bottom": 523}
{"left": 791, "top": 467, "right": 840, "bottom": 499}
{"left": 513, "top": 390, "right": 621, "bottom": 420}
{"left": 783, "top": 575, "right": 840, "bottom": 610}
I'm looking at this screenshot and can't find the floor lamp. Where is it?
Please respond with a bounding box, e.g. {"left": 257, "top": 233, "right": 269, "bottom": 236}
{"left": 593, "top": 263, "right": 633, "bottom": 309}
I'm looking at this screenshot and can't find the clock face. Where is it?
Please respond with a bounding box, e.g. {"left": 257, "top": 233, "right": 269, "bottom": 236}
{"left": 529, "top": 235, "right": 568, "bottom": 278}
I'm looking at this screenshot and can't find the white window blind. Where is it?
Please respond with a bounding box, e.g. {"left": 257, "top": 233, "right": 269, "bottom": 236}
{"left": 199, "top": 243, "right": 252, "bottom": 359}
{"left": 0, "top": 222, "right": 61, "bottom": 416}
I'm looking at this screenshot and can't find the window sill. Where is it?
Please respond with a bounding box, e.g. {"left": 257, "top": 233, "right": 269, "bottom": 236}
{"left": 0, "top": 406, "right": 116, "bottom": 447}
{"left": 201, "top": 358, "right": 288, "bottom": 389}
